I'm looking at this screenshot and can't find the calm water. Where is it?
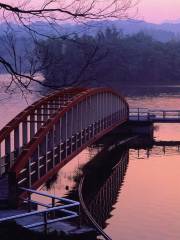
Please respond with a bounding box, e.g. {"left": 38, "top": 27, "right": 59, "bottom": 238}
{"left": 1, "top": 75, "right": 180, "bottom": 239}
{"left": 103, "top": 95, "right": 180, "bottom": 240}
{"left": 105, "top": 150, "right": 180, "bottom": 240}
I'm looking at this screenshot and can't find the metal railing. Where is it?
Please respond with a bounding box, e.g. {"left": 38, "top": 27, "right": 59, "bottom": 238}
{"left": 8, "top": 88, "right": 128, "bottom": 190}
{"left": 0, "top": 88, "right": 85, "bottom": 176}
{"left": 129, "top": 108, "right": 180, "bottom": 121}
{"left": 0, "top": 188, "right": 80, "bottom": 229}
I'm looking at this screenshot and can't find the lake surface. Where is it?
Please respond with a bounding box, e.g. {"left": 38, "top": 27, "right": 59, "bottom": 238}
{"left": 1, "top": 75, "right": 180, "bottom": 239}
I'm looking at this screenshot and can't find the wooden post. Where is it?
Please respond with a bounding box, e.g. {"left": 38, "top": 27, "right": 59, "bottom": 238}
{"left": 28, "top": 191, "right": 31, "bottom": 212}
{"left": 78, "top": 204, "right": 81, "bottom": 228}
{"left": 14, "top": 126, "right": 20, "bottom": 161}
{"left": 23, "top": 119, "right": 28, "bottom": 146}
{"left": 5, "top": 135, "right": 11, "bottom": 171}
{"left": 138, "top": 108, "right": 140, "bottom": 121}
{"left": 8, "top": 172, "right": 17, "bottom": 209}
{"left": 37, "top": 108, "right": 42, "bottom": 130}
{"left": 163, "top": 111, "right": 166, "bottom": 119}
{"left": 44, "top": 212, "right": 48, "bottom": 233}
{"left": 52, "top": 197, "right": 55, "bottom": 207}
{"left": 30, "top": 114, "right": 35, "bottom": 139}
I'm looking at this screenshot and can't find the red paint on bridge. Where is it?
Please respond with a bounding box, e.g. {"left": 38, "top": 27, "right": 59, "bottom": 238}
{"left": 0, "top": 87, "right": 129, "bottom": 190}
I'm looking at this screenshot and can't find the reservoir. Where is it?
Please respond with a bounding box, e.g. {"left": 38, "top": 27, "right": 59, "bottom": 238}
{"left": 1, "top": 75, "right": 180, "bottom": 239}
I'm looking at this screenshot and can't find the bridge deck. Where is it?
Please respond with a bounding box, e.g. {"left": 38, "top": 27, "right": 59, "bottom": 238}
{"left": 0, "top": 87, "right": 128, "bottom": 191}
{"left": 129, "top": 108, "right": 180, "bottom": 123}
{"left": 129, "top": 116, "right": 180, "bottom": 123}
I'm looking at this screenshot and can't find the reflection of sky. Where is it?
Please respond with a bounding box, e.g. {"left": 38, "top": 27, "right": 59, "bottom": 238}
{"left": 127, "top": 96, "right": 180, "bottom": 141}
{"left": 104, "top": 100, "right": 180, "bottom": 240}
{"left": 39, "top": 148, "right": 98, "bottom": 196}
{"left": 105, "top": 153, "right": 180, "bottom": 240}
{"left": 33, "top": 147, "right": 99, "bottom": 207}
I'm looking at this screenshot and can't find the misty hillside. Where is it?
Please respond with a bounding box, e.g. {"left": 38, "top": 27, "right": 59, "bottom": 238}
{"left": 0, "top": 20, "right": 180, "bottom": 81}
{"left": 1, "top": 20, "right": 180, "bottom": 41}
{"left": 37, "top": 30, "right": 180, "bottom": 88}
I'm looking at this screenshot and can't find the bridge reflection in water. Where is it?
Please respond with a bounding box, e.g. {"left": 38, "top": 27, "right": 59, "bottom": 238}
{"left": 80, "top": 144, "right": 129, "bottom": 230}
{"left": 89, "top": 153, "right": 128, "bottom": 229}
{"left": 133, "top": 145, "right": 180, "bottom": 160}
{"left": 78, "top": 140, "right": 180, "bottom": 237}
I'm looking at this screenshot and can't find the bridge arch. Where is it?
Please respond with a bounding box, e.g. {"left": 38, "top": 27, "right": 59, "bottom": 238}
{"left": 0, "top": 88, "right": 129, "bottom": 189}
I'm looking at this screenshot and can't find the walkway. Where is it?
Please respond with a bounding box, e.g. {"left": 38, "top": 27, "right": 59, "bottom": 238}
{"left": 129, "top": 108, "right": 180, "bottom": 123}
{"left": 0, "top": 87, "right": 129, "bottom": 191}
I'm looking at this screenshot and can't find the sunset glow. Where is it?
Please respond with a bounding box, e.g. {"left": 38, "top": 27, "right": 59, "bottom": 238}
{"left": 1, "top": 0, "right": 180, "bottom": 239}
{"left": 139, "top": 0, "right": 180, "bottom": 23}
{"left": 1, "top": 0, "right": 180, "bottom": 23}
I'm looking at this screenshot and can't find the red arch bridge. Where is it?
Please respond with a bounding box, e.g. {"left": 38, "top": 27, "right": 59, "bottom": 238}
{"left": 0, "top": 88, "right": 129, "bottom": 190}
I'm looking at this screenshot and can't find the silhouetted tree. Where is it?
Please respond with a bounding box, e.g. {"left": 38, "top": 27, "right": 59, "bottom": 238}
{"left": 0, "top": 0, "right": 138, "bottom": 93}
{"left": 37, "top": 29, "right": 180, "bottom": 88}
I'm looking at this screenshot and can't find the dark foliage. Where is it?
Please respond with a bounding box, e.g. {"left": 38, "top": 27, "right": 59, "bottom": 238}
{"left": 37, "top": 28, "right": 180, "bottom": 87}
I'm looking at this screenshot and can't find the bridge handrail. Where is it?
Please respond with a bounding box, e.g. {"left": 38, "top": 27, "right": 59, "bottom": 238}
{"left": 20, "top": 187, "right": 79, "bottom": 204}
{"left": 0, "top": 87, "right": 86, "bottom": 144}
{"left": 129, "top": 107, "right": 148, "bottom": 110}
{"left": 11, "top": 88, "right": 129, "bottom": 178}
{"left": 130, "top": 108, "right": 180, "bottom": 113}
{"left": 0, "top": 188, "right": 80, "bottom": 229}
{"left": 129, "top": 108, "right": 180, "bottom": 123}
{"left": 129, "top": 108, "right": 180, "bottom": 119}
{"left": 0, "top": 204, "right": 79, "bottom": 222}
{"left": 0, "top": 88, "right": 88, "bottom": 175}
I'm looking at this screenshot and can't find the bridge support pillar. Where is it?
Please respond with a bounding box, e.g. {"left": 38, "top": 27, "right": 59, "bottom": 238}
{"left": 8, "top": 172, "right": 17, "bottom": 208}
{"left": 129, "top": 121, "right": 154, "bottom": 137}
{"left": 109, "top": 121, "right": 154, "bottom": 138}
{"left": 0, "top": 172, "right": 17, "bottom": 209}
{"left": 109, "top": 121, "right": 154, "bottom": 148}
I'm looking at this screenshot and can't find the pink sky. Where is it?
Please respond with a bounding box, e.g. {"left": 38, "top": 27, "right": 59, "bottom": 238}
{"left": 1, "top": 0, "right": 180, "bottom": 24}
{"left": 139, "top": 0, "right": 180, "bottom": 23}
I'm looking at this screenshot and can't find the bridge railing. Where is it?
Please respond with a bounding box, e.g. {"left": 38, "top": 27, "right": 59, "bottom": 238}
{"left": 0, "top": 187, "right": 80, "bottom": 229}
{"left": 8, "top": 88, "right": 129, "bottom": 189}
{"left": 0, "top": 88, "right": 86, "bottom": 176}
{"left": 129, "top": 108, "right": 149, "bottom": 120}
{"left": 129, "top": 108, "right": 180, "bottom": 121}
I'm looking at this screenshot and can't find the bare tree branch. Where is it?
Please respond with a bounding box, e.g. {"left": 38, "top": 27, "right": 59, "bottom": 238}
{"left": 0, "top": 0, "right": 139, "bottom": 93}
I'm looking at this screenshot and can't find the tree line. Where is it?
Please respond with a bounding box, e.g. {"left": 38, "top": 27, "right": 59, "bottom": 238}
{"left": 37, "top": 28, "right": 180, "bottom": 88}
{"left": 0, "top": 0, "right": 137, "bottom": 93}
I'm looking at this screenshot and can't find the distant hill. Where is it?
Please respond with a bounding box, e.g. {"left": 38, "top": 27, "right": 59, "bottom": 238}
{"left": 1, "top": 19, "right": 180, "bottom": 74}
{"left": 163, "top": 19, "right": 180, "bottom": 24}
{"left": 1, "top": 19, "right": 180, "bottom": 41}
